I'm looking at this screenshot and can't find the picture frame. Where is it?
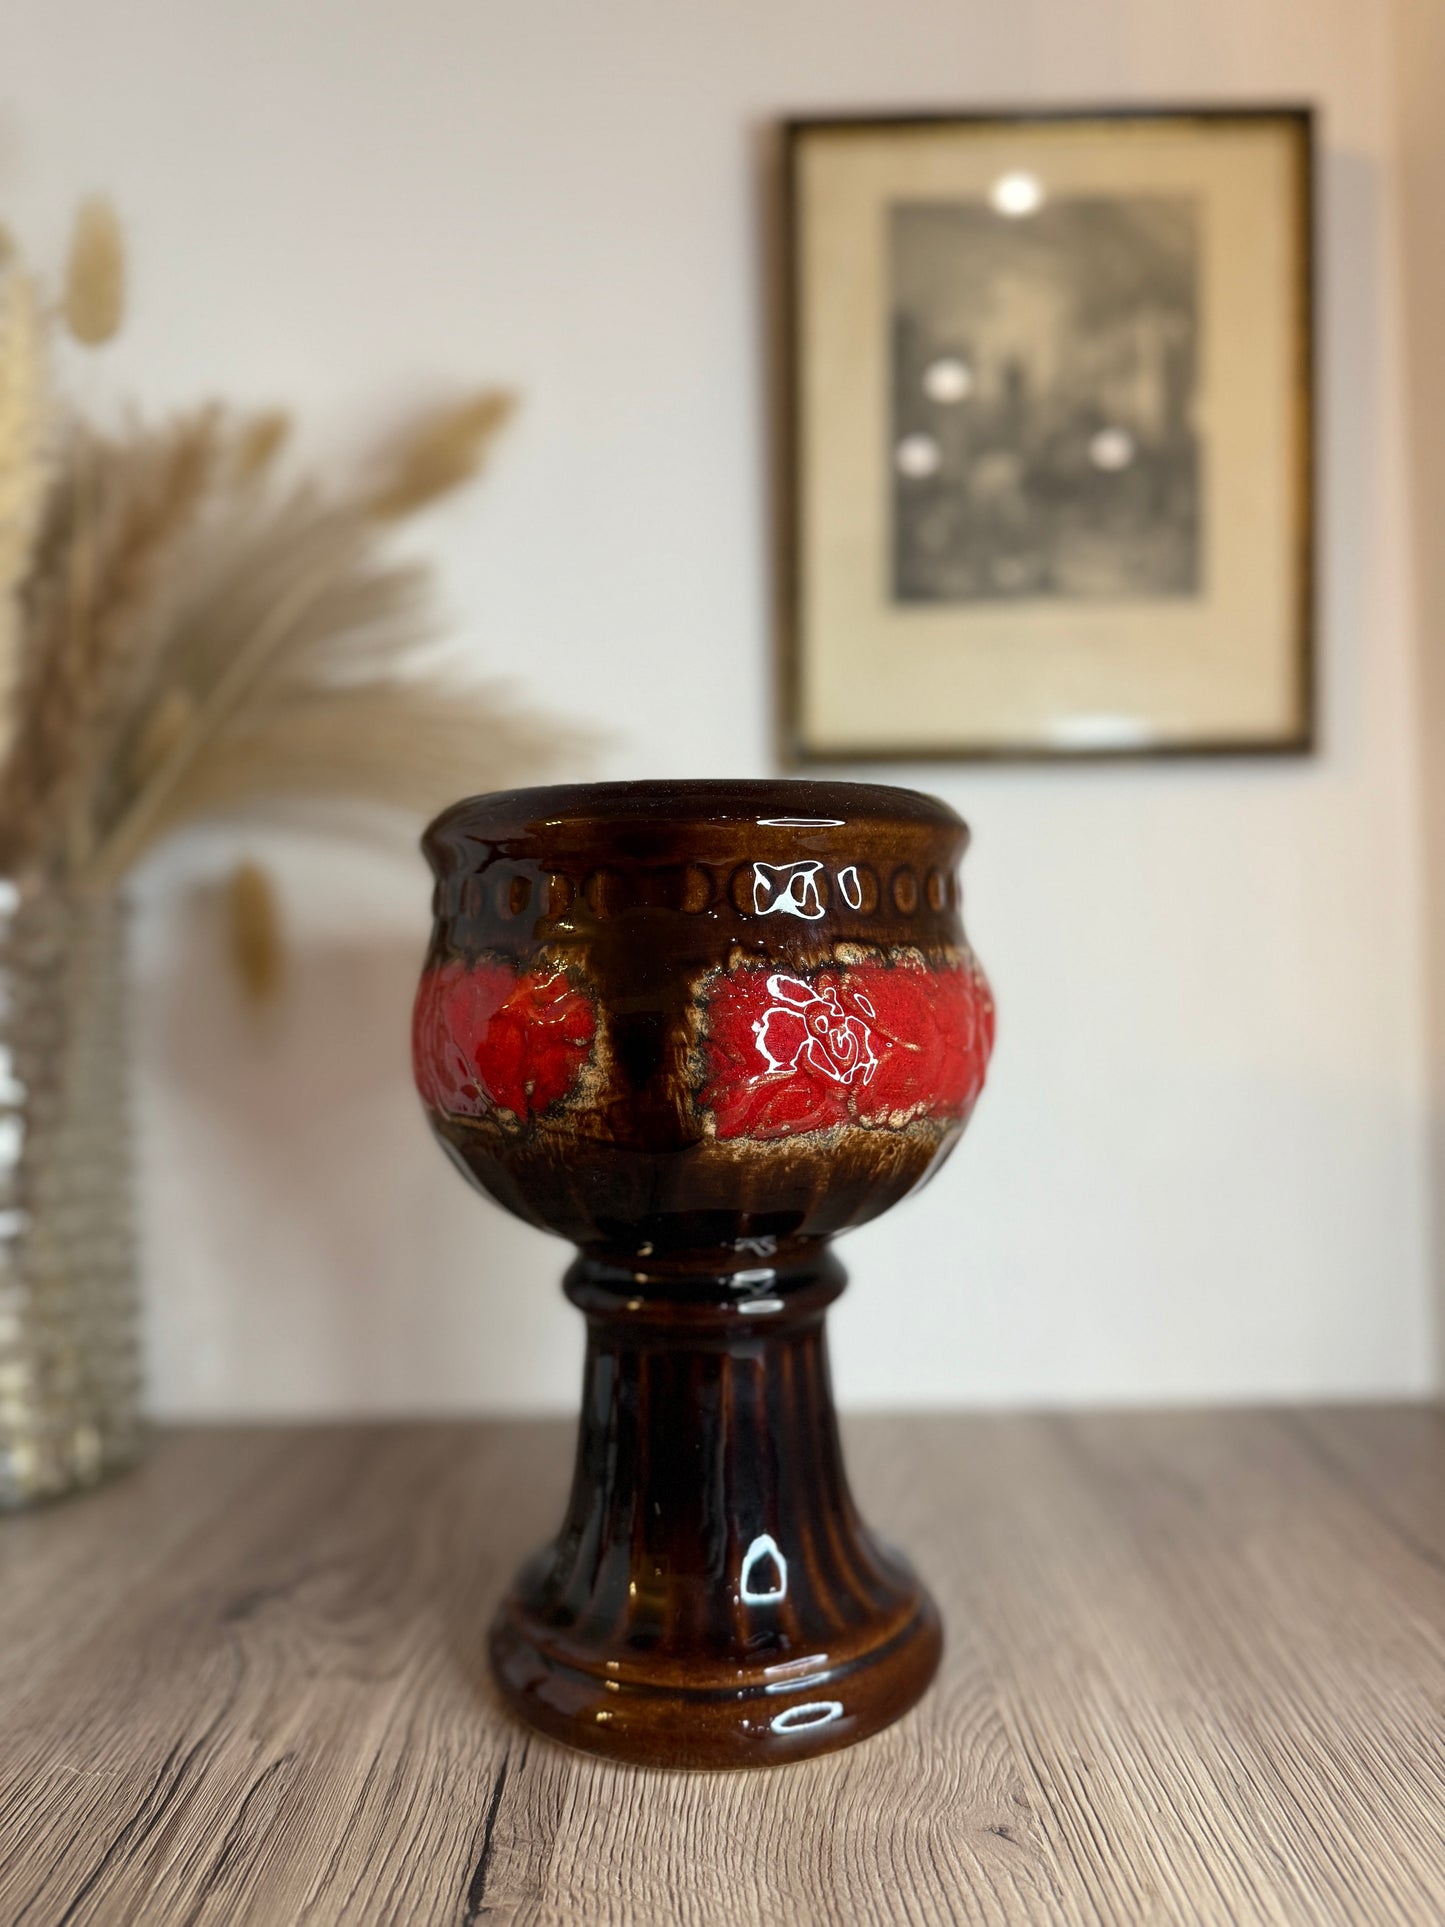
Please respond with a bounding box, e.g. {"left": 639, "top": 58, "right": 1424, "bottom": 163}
{"left": 779, "top": 108, "right": 1315, "bottom": 763}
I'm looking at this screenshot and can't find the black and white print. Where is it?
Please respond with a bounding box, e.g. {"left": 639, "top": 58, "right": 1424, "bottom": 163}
{"left": 891, "top": 192, "right": 1202, "bottom": 604}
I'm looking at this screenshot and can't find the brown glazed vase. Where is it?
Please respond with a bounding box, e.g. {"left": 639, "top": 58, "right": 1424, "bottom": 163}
{"left": 414, "top": 780, "right": 993, "bottom": 1768}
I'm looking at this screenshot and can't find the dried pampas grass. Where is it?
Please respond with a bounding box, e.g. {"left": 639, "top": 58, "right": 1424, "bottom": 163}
{"left": 0, "top": 195, "right": 585, "bottom": 1006}
{"left": 1, "top": 406, "right": 584, "bottom": 881}
{"left": 63, "top": 197, "right": 126, "bottom": 346}
{"left": 0, "top": 410, "right": 220, "bottom": 870}
{"left": 0, "top": 269, "right": 49, "bottom": 761}
{"left": 135, "top": 677, "right": 564, "bottom": 846}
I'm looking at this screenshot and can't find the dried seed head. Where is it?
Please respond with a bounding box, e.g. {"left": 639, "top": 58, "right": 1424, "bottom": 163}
{"left": 234, "top": 410, "right": 292, "bottom": 483}
{"left": 227, "top": 860, "right": 285, "bottom": 1004}
{"left": 370, "top": 391, "right": 514, "bottom": 519}
{"left": 64, "top": 196, "right": 126, "bottom": 346}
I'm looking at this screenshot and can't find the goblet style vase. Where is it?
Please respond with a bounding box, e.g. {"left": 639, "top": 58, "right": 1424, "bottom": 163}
{"left": 413, "top": 781, "right": 993, "bottom": 1768}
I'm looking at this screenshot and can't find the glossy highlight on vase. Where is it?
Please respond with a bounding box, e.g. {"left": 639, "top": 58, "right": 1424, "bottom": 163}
{"left": 414, "top": 779, "right": 993, "bottom": 1768}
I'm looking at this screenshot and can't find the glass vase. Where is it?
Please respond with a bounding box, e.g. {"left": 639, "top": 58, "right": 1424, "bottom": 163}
{"left": 0, "top": 876, "right": 143, "bottom": 1507}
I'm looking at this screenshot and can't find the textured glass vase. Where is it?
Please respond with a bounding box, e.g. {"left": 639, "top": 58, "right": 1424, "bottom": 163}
{"left": 0, "top": 878, "right": 142, "bottom": 1507}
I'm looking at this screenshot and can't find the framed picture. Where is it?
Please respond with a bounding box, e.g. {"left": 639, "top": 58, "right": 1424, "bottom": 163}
{"left": 779, "top": 108, "right": 1314, "bottom": 762}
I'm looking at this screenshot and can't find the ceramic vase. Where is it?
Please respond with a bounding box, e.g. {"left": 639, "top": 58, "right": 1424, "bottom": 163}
{"left": 414, "top": 780, "right": 993, "bottom": 1767}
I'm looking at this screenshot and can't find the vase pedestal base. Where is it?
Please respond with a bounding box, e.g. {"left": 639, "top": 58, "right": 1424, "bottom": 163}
{"left": 486, "top": 1249, "right": 943, "bottom": 1771}
{"left": 490, "top": 1585, "right": 941, "bottom": 1771}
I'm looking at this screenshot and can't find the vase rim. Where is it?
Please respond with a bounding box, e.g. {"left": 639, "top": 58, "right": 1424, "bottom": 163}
{"left": 425, "top": 778, "right": 964, "bottom": 847}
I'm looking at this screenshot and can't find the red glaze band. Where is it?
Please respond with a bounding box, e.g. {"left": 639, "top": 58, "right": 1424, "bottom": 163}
{"left": 413, "top": 960, "right": 597, "bottom": 1122}
{"left": 700, "top": 956, "right": 994, "bottom": 1142}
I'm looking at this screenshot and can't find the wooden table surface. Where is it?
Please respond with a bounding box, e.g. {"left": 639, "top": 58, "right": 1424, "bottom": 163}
{"left": 2, "top": 1409, "right": 1443, "bottom": 1925}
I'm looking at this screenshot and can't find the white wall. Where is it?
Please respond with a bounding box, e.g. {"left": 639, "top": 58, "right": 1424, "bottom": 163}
{"left": 1394, "top": 0, "right": 1445, "bottom": 1385}
{"left": 4, "top": 0, "right": 1431, "bottom": 1414}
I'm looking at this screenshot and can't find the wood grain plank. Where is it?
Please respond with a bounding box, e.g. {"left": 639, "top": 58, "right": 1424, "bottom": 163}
{"left": 0, "top": 1429, "right": 285, "bottom": 1710}
{"left": 1285, "top": 1404, "right": 1445, "bottom": 1571}
{"left": 3, "top": 1411, "right": 1445, "bottom": 1924}
{"left": 941, "top": 1410, "right": 1445, "bottom": 1925}
{"left": 0, "top": 1423, "right": 567, "bottom": 1927}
